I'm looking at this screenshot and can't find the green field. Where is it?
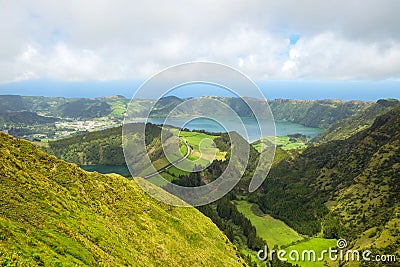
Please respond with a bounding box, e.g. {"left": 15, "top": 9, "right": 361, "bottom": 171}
{"left": 284, "top": 238, "right": 337, "bottom": 267}
{"left": 235, "top": 201, "right": 303, "bottom": 247}
{"left": 166, "top": 165, "right": 190, "bottom": 177}
{"left": 136, "top": 129, "right": 225, "bottom": 178}
{"left": 179, "top": 131, "right": 225, "bottom": 159}
{"left": 169, "top": 129, "right": 226, "bottom": 164}
{"left": 253, "top": 136, "right": 309, "bottom": 152}
{"left": 235, "top": 200, "right": 337, "bottom": 267}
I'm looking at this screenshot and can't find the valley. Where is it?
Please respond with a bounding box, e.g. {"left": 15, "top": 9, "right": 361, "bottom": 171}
{"left": 2, "top": 3, "right": 399, "bottom": 267}
{"left": 1, "top": 94, "right": 399, "bottom": 267}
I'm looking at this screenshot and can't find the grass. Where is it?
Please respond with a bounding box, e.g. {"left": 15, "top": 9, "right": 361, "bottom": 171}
{"left": 0, "top": 132, "right": 246, "bottom": 266}
{"left": 178, "top": 131, "right": 226, "bottom": 163}
{"left": 283, "top": 238, "right": 337, "bottom": 267}
{"left": 253, "top": 136, "right": 309, "bottom": 152}
{"left": 166, "top": 166, "right": 190, "bottom": 177}
{"left": 235, "top": 201, "right": 303, "bottom": 247}
{"left": 235, "top": 200, "right": 338, "bottom": 267}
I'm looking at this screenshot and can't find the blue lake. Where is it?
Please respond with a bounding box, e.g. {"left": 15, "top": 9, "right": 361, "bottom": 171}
{"left": 147, "top": 117, "right": 322, "bottom": 142}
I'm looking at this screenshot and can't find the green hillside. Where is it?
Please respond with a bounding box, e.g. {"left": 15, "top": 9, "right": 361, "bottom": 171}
{"left": 314, "top": 98, "right": 399, "bottom": 142}
{"left": 46, "top": 126, "right": 126, "bottom": 166}
{"left": 46, "top": 123, "right": 165, "bottom": 167}
{"left": 0, "top": 132, "right": 246, "bottom": 266}
{"left": 253, "top": 104, "right": 400, "bottom": 265}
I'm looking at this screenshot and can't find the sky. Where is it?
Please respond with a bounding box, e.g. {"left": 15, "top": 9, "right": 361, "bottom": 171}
{"left": 0, "top": 0, "right": 399, "bottom": 100}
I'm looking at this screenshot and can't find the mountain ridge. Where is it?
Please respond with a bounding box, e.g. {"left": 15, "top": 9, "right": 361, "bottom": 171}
{"left": 0, "top": 132, "right": 246, "bottom": 266}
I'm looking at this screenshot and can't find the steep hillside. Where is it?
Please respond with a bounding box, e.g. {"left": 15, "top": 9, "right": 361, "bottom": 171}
{"left": 45, "top": 123, "right": 173, "bottom": 169}
{"left": 46, "top": 126, "right": 126, "bottom": 166}
{"left": 314, "top": 98, "right": 399, "bottom": 142}
{"left": 253, "top": 104, "right": 400, "bottom": 264}
{"left": 0, "top": 132, "right": 246, "bottom": 266}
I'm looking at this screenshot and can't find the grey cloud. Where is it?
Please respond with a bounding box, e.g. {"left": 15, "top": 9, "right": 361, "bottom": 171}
{"left": 0, "top": 0, "right": 399, "bottom": 82}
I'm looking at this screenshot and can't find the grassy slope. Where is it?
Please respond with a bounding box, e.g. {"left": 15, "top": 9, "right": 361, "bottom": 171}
{"left": 0, "top": 133, "right": 246, "bottom": 267}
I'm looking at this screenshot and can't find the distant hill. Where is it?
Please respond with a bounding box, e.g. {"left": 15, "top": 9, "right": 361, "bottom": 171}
{"left": 149, "top": 96, "right": 184, "bottom": 117}
{"left": 253, "top": 103, "right": 400, "bottom": 263}
{"left": 143, "top": 96, "right": 370, "bottom": 130}
{"left": 268, "top": 98, "right": 371, "bottom": 128}
{"left": 0, "top": 132, "right": 246, "bottom": 266}
{"left": 56, "top": 99, "right": 112, "bottom": 119}
{"left": 314, "top": 98, "right": 399, "bottom": 142}
{"left": 0, "top": 111, "right": 58, "bottom": 125}
{"left": 0, "top": 95, "right": 130, "bottom": 120}
{"left": 0, "top": 95, "right": 131, "bottom": 138}
{"left": 0, "top": 95, "right": 30, "bottom": 112}
{"left": 0, "top": 94, "right": 374, "bottom": 130}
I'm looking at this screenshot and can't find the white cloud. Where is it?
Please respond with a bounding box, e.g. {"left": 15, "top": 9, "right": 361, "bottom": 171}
{"left": 0, "top": 0, "right": 400, "bottom": 82}
{"left": 285, "top": 33, "right": 400, "bottom": 79}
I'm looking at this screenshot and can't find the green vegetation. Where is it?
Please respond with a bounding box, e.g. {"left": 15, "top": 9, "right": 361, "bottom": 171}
{"left": 57, "top": 99, "right": 112, "bottom": 119}
{"left": 314, "top": 98, "right": 399, "bottom": 142}
{"left": 283, "top": 238, "right": 337, "bottom": 267}
{"left": 234, "top": 200, "right": 339, "bottom": 267}
{"left": 0, "top": 94, "right": 373, "bottom": 141}
{"left": 178, "top": 130, "right": 226, "bottom": 162}
{"left": 46, "top": 124, "right": 228, "bottom": 180}
{"left": 46, "top": 123, "right": 164, "bottom": 167}
{"left": 268, "top": 98, "right": 371, "bottom": 128}
{"left": 3, "top": 94, "right": 400, "bottom": 267}
{"left": 0, "top": 95, "right": 130, "bottom": 139}
{"left": 149, "top": 96, "right": 183, "bottom": 118}
{"left": 252, "top": 103, "right": 400, "bottom": 265}
{"left": 46, "top": 126, "right": 126, "bottom": 165}
{"left": 80, "top": 164, "right": 130, "bottom": 176}
{"left": 253, "top": 134, "right": 310, "bottom": 152}
{"left": 235, "top": 201, "right": 303, "bottom": 247}
{"left": 0, "top": 132, "right": 246, "bottom": 266}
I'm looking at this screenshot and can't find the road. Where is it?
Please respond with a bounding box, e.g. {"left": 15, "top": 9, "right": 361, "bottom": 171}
{"left": 143, "top": 140, "right": 191, "bottom": 179}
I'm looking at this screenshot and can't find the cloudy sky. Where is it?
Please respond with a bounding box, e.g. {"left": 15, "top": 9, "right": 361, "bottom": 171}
{"left": 1, "top": 0, "right": 400, "bottom": 97}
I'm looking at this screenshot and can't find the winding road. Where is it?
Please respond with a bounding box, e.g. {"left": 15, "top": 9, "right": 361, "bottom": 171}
{"left": 143, "top": 140, "right": 191, "bottom": 179}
